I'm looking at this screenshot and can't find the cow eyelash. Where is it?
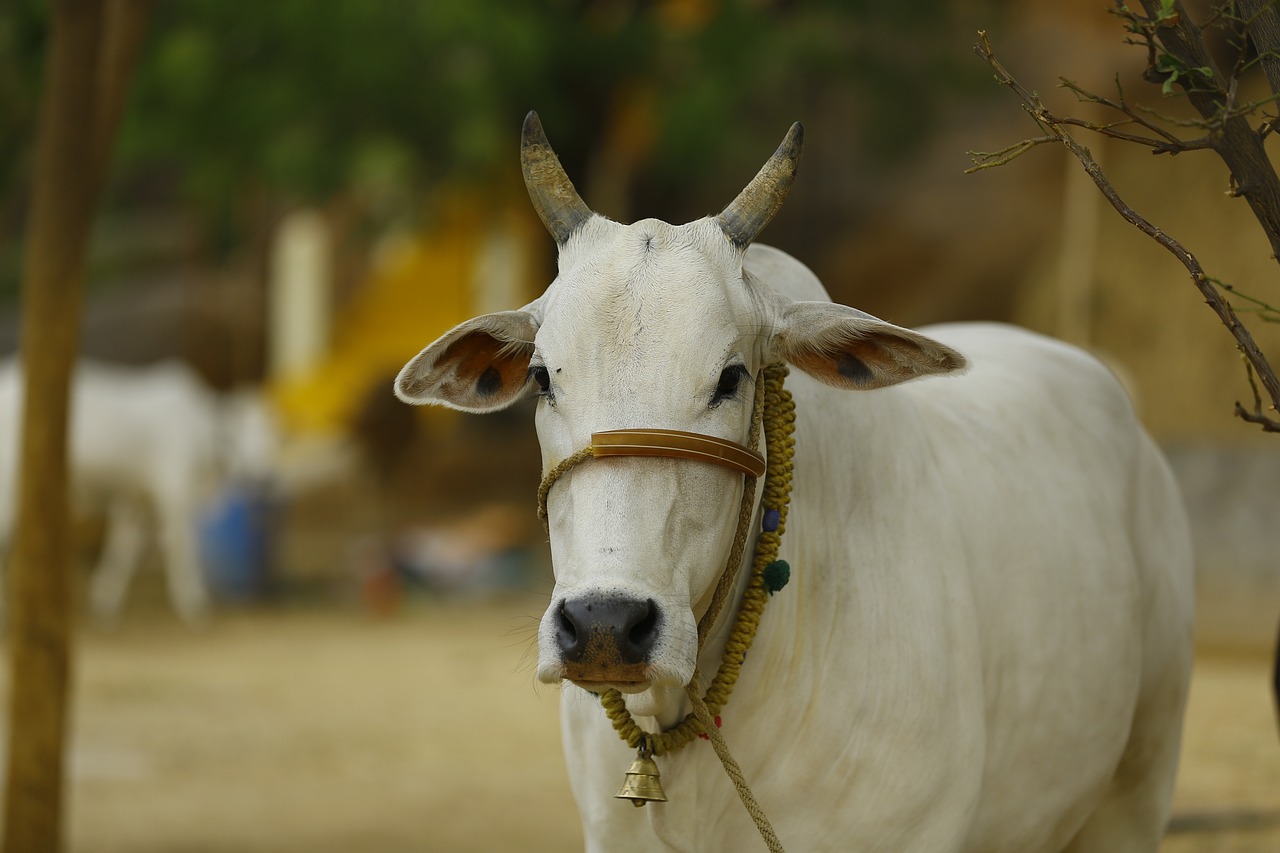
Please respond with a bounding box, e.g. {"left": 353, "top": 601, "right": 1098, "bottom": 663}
{"left": 710, "top": 364, "right": 750, "bottom": 407}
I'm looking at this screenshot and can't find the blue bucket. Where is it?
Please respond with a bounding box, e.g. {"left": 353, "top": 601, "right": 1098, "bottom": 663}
{"left": 199, "top": 485, "right": 274, "bottom": 601}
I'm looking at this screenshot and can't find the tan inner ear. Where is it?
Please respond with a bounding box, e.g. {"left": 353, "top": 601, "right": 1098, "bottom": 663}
{"left": 439, "top": 332, "right": 530, "bottom": 401}
{"left": 788, "top": 336, "right": 883, "bottom": 388}
{"left": 788, "top": 330, "right": 944, "bottom": 390}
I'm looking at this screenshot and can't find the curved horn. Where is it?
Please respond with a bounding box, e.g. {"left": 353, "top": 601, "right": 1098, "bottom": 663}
{"left": 521, "top": 111, "right": 593, "bottom": 245}
{"left": 717, "top": 122, "right": 804, "bottom": 249}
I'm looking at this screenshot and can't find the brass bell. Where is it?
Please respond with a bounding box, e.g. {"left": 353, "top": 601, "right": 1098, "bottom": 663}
{"left": 615, "top": 752, "right": 667, "bottom": 807}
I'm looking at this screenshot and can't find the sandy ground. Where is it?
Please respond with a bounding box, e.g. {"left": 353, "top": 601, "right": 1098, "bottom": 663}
{"left": 1, "top": 596, "right": 1277, "bottom": 852}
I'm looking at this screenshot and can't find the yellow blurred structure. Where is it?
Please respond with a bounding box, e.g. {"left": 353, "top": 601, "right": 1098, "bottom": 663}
{"left": 270, "top": 196, "right": 546, "bottom": 436}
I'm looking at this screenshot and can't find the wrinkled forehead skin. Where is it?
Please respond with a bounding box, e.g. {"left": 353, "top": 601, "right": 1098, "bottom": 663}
{"left": 533, "top": 213, "right": 773, "bottom": 701}
{"left": 536, "top": 215, "right": 772, "bottom": 443}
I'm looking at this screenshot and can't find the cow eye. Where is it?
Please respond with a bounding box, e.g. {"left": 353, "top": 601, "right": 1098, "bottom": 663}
{"left": 529, "top": 365, "right": 552, "bottom": 398}
{"left": 711, "top": 365, "right": 748, "bottom": 406}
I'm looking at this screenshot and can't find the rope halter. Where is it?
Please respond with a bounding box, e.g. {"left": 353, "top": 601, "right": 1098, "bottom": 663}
{"left": 535, "top": 363, "right": 796, "bottom": 852}
{"left": 535, "top": 364, "right": 796, "bottom": 755}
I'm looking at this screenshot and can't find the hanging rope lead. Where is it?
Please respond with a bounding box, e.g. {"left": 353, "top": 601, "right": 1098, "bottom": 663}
{"left": 687, "top": 673, "right": 786, "bottom": 853}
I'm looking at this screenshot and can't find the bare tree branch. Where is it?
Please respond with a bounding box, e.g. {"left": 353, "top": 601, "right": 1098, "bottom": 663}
{"left": 971, "top": 30, "right": 1280, "bottom": 432}
{"left": 1058, "top": 75, "right": 1201, "bottom": 149}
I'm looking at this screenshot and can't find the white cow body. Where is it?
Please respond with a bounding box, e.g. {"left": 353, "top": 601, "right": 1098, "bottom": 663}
{"left": 397, "top": 116, "right": 1193, "bottom": 852}
{"left": 554, "top": 247, "right": 1191, "bottom": 853}
{"left": 0, "top": 359, "right": 238, "bottom": 624}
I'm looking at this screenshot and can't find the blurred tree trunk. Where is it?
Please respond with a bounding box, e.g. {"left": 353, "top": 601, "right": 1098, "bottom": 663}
{"left": 4, "top": 2, "right": 152, "bottom": 851}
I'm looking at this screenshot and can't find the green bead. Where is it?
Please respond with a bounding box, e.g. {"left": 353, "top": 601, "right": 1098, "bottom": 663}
{"left": 762, "top": 560, "right": 790, "bottom": 594}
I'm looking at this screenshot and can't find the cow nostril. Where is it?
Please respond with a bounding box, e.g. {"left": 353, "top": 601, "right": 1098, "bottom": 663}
{"left": 627, "top": 600, "right": 659, "bottom": 651}
{"left": 555, "top": 595, "right": 660, "bottom": 666}
{"left": 556, "top": 600, "right": 579, "bottom": 653}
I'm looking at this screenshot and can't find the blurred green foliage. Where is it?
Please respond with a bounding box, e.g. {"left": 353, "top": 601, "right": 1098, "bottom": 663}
{"left": 0, "top": 0, "right": 997, "bottom": 285}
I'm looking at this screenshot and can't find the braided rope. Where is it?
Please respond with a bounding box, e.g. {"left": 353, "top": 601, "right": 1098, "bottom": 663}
{"left": 536, "top": 446, "right": 593, "bottom": 527}
{"left": 686, "top": 675, "right": 785, "bottom": 853}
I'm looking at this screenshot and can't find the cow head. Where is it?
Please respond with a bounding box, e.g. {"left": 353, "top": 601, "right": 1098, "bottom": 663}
{"left": 396, "top": 113, "right": 964, "bottom": 715}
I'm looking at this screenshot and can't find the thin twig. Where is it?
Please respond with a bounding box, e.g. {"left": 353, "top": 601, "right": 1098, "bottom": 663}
{"left": 1054, "top": 73, "right": 1264, "bottom": 149}
{"left": 1052, "top": 114, "right": 1213, "bottom": 153}
{"left": 1215, "top": 277, "right": 1280, "bottom": 320}
{"left": 1236, "top": 360, "right": 1280, "bottom": 431}
{"left": 965, "top": 136, "right": 1059, "bottom": 172}
{"left": 1060, "top": 75, "right": 1189, "bottom": 146}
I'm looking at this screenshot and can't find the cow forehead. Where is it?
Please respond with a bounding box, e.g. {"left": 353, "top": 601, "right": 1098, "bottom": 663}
{"left": 540, "top": 217, "right": 760, "bottom": 361}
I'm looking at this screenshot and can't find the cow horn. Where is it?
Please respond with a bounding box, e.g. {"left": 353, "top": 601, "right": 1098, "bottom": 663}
{"left": 521, "top": 111, "right": 593, "bottom": 245}
{"left": 717, "top": 122, "right": 804, "bottom": 249}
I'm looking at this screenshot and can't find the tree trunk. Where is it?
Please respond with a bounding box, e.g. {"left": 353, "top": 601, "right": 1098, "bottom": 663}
{"left": 4, "top": 2, "right": 152, "bottom": 850}
{"left": 1237, "top": 0, "right": 1280, "bottom": 99}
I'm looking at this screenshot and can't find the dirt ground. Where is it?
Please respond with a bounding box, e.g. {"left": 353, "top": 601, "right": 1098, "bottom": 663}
{"left": 1, "top": 595, "right": 1277, "bottom": 853}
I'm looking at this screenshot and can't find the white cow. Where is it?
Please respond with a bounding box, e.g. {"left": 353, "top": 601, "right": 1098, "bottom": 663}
{"left": 0, "top": 359, "right": 276, "bottom": 624}
{"left": 396, "top": 114, "right": 1194, "bottom": 852}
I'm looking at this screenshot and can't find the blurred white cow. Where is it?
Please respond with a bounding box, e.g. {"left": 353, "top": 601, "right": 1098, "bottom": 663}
{"left": 0, "top": 359, "right": 278, "bottom": 625}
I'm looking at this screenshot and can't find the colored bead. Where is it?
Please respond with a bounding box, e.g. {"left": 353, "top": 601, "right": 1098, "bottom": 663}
{"left": 697, "top": 716, "right": 723, "bottom": 740}
{"left": 763, "top": 559, "right": 790, "bottom": 594}
{"left": 762, "top": 509, "right": 780, "bottom": 532}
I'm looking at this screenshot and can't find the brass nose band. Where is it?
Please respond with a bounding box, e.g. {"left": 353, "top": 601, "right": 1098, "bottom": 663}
{"left": 590, "top": 428, "right": 766, "bottom": 479}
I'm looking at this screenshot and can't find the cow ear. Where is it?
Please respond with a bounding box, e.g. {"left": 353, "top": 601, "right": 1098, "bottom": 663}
{"left": 395, "top": 310, "right": 539, "bottom": 412}
{"left": 775, "top": 302, "right": 966, "bottom": 390}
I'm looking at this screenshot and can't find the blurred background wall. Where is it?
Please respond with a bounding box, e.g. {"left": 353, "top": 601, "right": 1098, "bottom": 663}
{"left": 0, "top": 0, "right": 1275, "bottom": 646}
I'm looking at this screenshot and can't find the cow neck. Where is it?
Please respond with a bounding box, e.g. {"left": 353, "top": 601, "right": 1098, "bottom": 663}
{"left": 597, "top": 362, "right": 796, "bottom": 758}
